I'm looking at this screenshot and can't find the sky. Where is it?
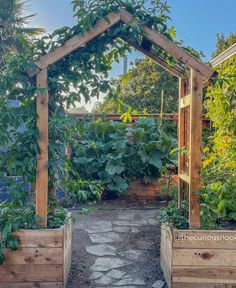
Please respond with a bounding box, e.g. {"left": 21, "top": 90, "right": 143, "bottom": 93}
{"left": 27, "top": 0, "right": 236, "bottom": 110}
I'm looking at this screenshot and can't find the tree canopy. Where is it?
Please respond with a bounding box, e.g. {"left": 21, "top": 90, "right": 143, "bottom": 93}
{"left": 94, "top": 57, "right": 178, "bottom": 114}
{"left": 212, "top": 32, "right": 236, "bottom": 59}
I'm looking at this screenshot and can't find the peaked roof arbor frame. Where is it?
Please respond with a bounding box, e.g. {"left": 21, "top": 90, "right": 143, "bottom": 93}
{"left": 28, "top": 8, "right": 215, "bottom": 229}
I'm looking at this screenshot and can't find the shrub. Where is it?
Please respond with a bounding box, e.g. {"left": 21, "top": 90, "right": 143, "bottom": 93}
{"left": 70, "top": 118, "right": 175, "bottom": 196}
{"left": 200, "top": 55, "right": 236, "bottom": 228}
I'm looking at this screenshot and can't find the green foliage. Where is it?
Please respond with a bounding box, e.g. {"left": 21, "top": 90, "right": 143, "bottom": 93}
{"left": 212, "top": 32, "right": 236, "bottom": 59}
{"left": 0, "top": 0, "right": 44, "bottom": 68}
{"left": 0, "top": 200, "right": 68, "bottom": 265}
{"left": 62, "top": 169, "right": 104, "bottom": 206}
{"left": 159, "top": 200, "right": 189, "bottom": 229}
{"left": 71, "top": 118, "right": 175, "bottom": 196}
{"left": 93, "top": 57, "right": 178, "bottom": 124}
{"left": 201, "top": 55, "right": 236, "bottom": 228}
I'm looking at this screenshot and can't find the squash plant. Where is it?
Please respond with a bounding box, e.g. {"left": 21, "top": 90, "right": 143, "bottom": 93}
{"left": 70, "top": 117, "right": 175, "bottom": 196}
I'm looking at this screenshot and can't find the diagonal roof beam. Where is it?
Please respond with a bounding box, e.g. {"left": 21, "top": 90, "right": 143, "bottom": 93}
{"left": 120, "top": 36, "right": 187, "bottom": 78}
{"left": 27, "top": 12, "right": 121, "bottom": 78}
{"left": 120, "top": 8, "right": 214, "bottom": 79}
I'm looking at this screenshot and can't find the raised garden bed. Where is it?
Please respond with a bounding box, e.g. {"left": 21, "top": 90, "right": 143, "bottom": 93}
{"left": 126, "top": 180, "right": 160, "bottom": 200}
{"left": 161, "top": 224, "right": 236, "bottom": 287}
{"left": 0, "top": 217, "right": 72, "bottom": 288}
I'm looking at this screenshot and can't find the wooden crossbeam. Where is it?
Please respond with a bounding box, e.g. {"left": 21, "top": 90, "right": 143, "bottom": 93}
{"left": 180, "top": 94, "right": 191, "bottom": 109}
{"left": 179, "top": 173, "right": 190, "bottom": 184}
{"left": 28, "top": 12, "right": 121, "bottom": 78}
{"left": 120, "top": 8, "right": 214, "bottom": 79}
{"left": 36, "top": 69, "right": 49, "bottom": 226}
{"left": 119, "top": 37, "right": 186, "bottom": 78}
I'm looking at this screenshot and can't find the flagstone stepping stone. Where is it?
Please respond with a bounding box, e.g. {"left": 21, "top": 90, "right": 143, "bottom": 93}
{"left": 113, "top": 276, "right": 145, "bottom": 286}
{"left": 136, "top": 240, "right": 153, "bottom": 250}
{"left": 106, "top": 269, "right": 126, "bottom": 279}
{"left": 131, "top": 227, "right": 139, "bottom": 233}
{"left": 152, "top": 279, "right": 165, "bottom": 288}
{"left": 91, "top": 257, "right": 132, "bottom": 272}
{"left": 89, "top": 232, "right": 122, "bottom": 244}
{"left": 118, "top": 249, "right": 144, "bottom": 261}
{"left": 118, "top": 211, "right": 136, "bottom": 221}
{"left": 83, "top": 220, "right": 113, "bottom": 233}
{"left": 147, "top": 218, "right": 159, "bottom": 225}
{"left": 86, "top": 244, "right": 117, "bottom": 256}
{"left": 113, "top": 226, "right": 130, "bottom": 233}
{"left": 89, "top": 272, "right": 104, "bottom": 280}
{"left": 113, "top": 220, "right": 145, "bottom": 227}
{"left": 95, "top": 275, "right": 113, "bottom": 285}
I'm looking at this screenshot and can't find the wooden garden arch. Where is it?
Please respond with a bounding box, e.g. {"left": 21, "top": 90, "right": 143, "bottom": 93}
{"left": 27, "top": 8, "right": 215, "bottom": 229}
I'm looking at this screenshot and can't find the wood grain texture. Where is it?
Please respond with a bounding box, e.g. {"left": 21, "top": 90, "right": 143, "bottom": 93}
{"left": 173, "top": 248, "right": 236, "bottom": 266}
{"left": 13, "top": 229, "right": 63, "bottom": 248}
{"left": 126, "top": 180, "right": 160, "bottom": 200}
{"left": 172, "top": 266, "right": 236, "bottom": 284}
{"left": 189, "top": 70, "right": 203, "bottom": 229}
{"left": 161, "top": 225, "right": 236, "bottom": 287}
{"left": 63, "top": 218, "right": 72, "bottom": 287}
{"left": 0, "top": 283, "right": 63, "bottom": 288}
{"left": 173, "top": 230, "right": 236, "bottom": 249}
{"left": 120, "top": 8, "right": 214, "bottom": 79}
{"left": 36, "top": 68, "right": 49, "bottom": 226}
{"left": 0, "top": 217, "right": 72, "bottom": 287}
{"left": 173, "top": 284, "right": 236, "bottom": 288}
{"left": 160, "top": 224, "right": 172, "bottom": 288}
{"left": 0, "top": 265, "right": 63, "bottom": 282}
{"left": 5, "top": 248, "right": 63, "bottom": 265}
{"left": 120, "top": 37, "right": 186, "bottom": 78}
{"left": 178, "top": 78, "right": 186, "bottom": 207}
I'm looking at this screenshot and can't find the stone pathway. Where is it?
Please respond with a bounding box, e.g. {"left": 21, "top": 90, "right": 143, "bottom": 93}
{"left": 67, "top": 207, "right": 166, "bottom": 288}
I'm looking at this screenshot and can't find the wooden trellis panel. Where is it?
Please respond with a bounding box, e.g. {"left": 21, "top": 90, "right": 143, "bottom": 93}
{"left": 178, "top": 70, "right": 202, "bottom": 229}
{"left": 36, "top": 68, "right": 49, "bottom": 226}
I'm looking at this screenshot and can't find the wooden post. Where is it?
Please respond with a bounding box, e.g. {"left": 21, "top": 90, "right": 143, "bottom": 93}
{"left": 189, "top": 69, "right": 203, "bottom": 229}
{"left": 36, "top": 68, "right": 49, "bottom": 226}
{"left": 178, "top": 78, "right": 185, "bottom": 207}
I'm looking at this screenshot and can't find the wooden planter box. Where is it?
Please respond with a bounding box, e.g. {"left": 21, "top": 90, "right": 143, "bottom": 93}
{"left": 161, "top": 224, "right": 236, "bottom": 287}
{"left": 126, "top": 180, "right": 160, "bottom": 200}
{"left": 0, "top": 217, "right": 72, "bottom": 288}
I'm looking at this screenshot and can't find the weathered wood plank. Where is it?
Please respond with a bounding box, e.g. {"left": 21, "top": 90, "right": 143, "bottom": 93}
{"left": 160, "top": 225, "right": 172, "bottom": 288}
{"left": 173, "top": 230, "right": 236, "bottom": 249}
{"left": 28, "top": 12, "right": 121, "bottom": 76}
{"left": 180, "top": 94, "right": 191, "bottom": 108}
{"left": 179, "top": 173, "right": 190, "bottom": 184}
{"left": 120, "top": 37, "right": 186, "bottom": 78}
{"left": 14, "top": 229, "right": 63, "bottom": 248}
{"left": 189, "top": 70, "right": 203, "bottom": 229}
{"left": 178, "top": 78, "right": 185, "bottom": 207}
{"left": 173, "top": 248, "right": 236, "bottom": 266}
{"left": 120, "top": 8, "right": 214, "bottom": 79}
{"left": 5, "top": 248, "right": 63, "bottom": 265}
{"left": 0, "top": 283, "right": 63, "bottom": 288}
{"left": 36, "top": 68, "right": 49, "bottom": 226}
{"left": 173, "top": 284, "right": 236, "bottom": 288}
{"left": 0, "top": 265, "right": 63, "bottom": 282}
{"left": 63, "top": 218, "right": 72, "bottom": 287}
{"left": 172, "top": 266, "right": 236, "bottom": 284}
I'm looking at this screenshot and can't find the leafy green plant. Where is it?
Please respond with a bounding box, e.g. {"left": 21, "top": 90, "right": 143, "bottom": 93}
{"left": 62, "top": 170, "right": 104, "bottom": 206}
{"left": 0, "top": 201, "right": 68, "bottom": 265}
{"left": 71, "top": 117, "right": 175, "bottom": 196}
{"left": 201, "top": 55, "right": 236, "bottom": 227}
{"left": 159, "top": 200, "right": 189, "bottom": 229}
